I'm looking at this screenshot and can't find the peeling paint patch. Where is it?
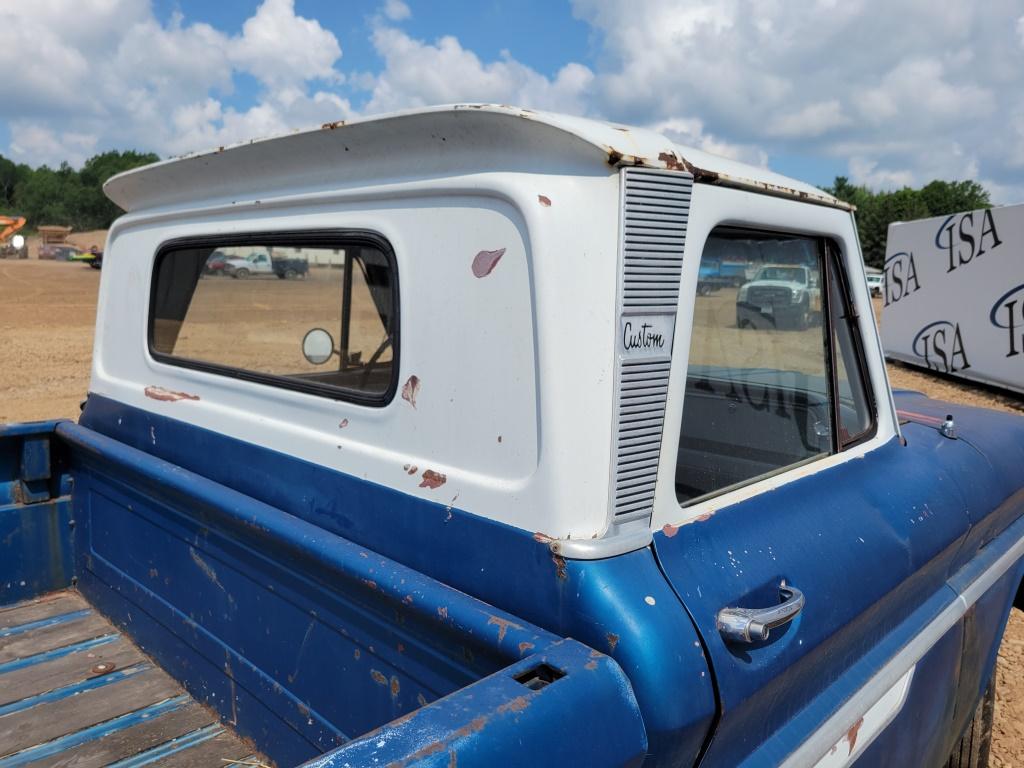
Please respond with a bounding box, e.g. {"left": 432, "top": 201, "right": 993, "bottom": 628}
{"left": 437, "top": 606, "right": 448, "bottom": 620}
{"left": 662, "top": 523, "right": 679, "bottom": 537}
{"left": 189, "top": 547, "right": 225, "bottom": 592}
{"left": 487, "top": 615, "right": 522, "bottom": 643}
{"left": 537, "top": 195, "right": 552, "bottom": 207}
{"left": 532, "top": 532, "right": 553, "bottom": 544}
{"left": 471, "top": 248, "right": 505, "bottom": 278}
{"left": 846, "top": 717, "right": 864, "bottom": 755}
{"left": 606, "top": 632, "right": 619, "bottom": 652}
{"left": 497, "top": 696, "right": 530, "bottom": 714}
{"left": 417, "top": 693, "right": 428, "bottom": 707}
{"left": 144, "top": 386, "right": 199, "bottom": 402}
{"left": 338, "top": 419, "right": 349, "bottom": 428}
{"left": 401, "top": 375, "right": 420, "bottom": 408}
{"left": 552, "top": 553, "right": 567, "bottom": 580}
{"left": 585, "top": 660, "right": 598, "bottom": 670}
{"left": 403, "top": 464, "right": 418, "bottom": 475}
{"left": 419, "top": 469, "right": 447, "bottom": 489}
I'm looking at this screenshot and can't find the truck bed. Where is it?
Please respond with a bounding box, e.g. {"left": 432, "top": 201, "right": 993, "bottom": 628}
{"left": 0, "top": 591, "right": 262, "bottom": 768}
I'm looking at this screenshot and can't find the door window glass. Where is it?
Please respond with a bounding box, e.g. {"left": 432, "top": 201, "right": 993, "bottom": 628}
{"left": 676, "top": 229, "right": 871, "bottom": 505}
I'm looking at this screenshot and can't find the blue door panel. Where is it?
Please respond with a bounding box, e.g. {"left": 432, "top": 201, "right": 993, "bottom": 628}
{"left": 654, "top": 430, "right": 976, "bottom": 767}
{"left": 850, "top": 621, "right": 963, "bottom": 768}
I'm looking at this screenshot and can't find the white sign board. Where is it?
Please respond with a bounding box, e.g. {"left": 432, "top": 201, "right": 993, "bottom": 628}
{"left": 882, "top": 203, "right": 1024, "bottom": 394}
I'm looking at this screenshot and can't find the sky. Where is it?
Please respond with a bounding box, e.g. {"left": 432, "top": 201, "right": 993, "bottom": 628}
{"left": 1, "top": 0, "right": 1022, "bottom": 202}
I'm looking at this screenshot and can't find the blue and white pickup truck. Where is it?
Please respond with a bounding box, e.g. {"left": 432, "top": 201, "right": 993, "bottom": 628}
{"left": 2, "top": 105, "right": 1023, "bottom": 768}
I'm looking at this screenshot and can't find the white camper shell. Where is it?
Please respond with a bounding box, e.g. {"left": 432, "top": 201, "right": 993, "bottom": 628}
{"left": 97, "top": 104, "right": 897, "bottom": 558}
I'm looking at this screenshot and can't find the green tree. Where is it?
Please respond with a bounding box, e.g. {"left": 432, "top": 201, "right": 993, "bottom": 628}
{"left": 822, "top": 176, "right": 993, "bottom": 268}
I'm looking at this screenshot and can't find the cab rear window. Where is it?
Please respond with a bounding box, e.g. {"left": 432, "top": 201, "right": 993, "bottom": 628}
{"left": 149, "top": 232, "right": 398, "bottom": 405}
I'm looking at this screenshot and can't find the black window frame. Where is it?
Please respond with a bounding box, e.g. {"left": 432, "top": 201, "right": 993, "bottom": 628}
{"left": 147, "top": 229, "right": 400, "bottom": 407}
{"left": 675, "top": 227, "right": 878, "bottom": 506}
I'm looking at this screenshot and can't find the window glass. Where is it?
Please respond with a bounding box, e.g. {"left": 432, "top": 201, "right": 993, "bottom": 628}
{"left": 828, "top": 250, "right": 874, "bottom": 446}
{"left": 677, "top": 230, "right": 831, "bottom": 504}
{"left": 151, "top": 238, "right": 396, "bottom": 402}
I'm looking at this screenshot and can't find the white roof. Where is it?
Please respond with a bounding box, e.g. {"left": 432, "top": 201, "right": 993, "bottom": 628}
{"left": 104, "top": 104, "right": 848, "bottom": 213}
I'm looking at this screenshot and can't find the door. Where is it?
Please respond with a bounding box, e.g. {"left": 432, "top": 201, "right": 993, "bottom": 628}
{"left": 654, "top": 227, "right": 977, "bottom": 766}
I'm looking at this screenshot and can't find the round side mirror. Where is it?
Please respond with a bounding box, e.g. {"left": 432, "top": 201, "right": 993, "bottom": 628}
{"left": 302, "top": 328, "right": 335, "bottom": 365}
{"left": 11, "top": 234, "right": 24, "bottom": 250}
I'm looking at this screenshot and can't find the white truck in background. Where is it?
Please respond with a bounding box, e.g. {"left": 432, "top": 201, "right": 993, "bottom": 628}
{"left": 882, "top": 203, "right": 1023, "bottom": 394}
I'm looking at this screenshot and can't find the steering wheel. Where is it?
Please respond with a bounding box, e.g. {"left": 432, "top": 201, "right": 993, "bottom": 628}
{"left": 358, "top": 335, "right": 393, "bottom": 390}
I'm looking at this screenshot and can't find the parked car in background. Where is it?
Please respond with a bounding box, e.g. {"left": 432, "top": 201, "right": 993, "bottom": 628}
{"left": 204, "top": 250, "right": 230, "bottom": 275}
{"left": 224, "top": 251, "right": 309, "bottom": 279}
{"left": 39, "top": 244, "right": 82, "bottom": 261}
{"left": 866, "top": 271, "right": 884, "bottom": 297}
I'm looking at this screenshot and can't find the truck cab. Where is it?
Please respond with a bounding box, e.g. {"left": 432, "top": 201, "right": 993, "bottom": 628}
{"left": 2, "top": 104, "right": 1023, "bottom": 768}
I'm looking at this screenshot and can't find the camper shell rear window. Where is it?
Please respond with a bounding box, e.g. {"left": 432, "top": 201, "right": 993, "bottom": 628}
{"left": 148, "top": 231, "right": 399, "bottom": 405}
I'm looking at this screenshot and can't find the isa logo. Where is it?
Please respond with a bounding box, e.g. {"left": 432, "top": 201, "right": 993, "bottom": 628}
{"left": 882, "top": 251, "right": 921, "bottom": 306}
{"left": 935, "top": 209, "right": 1002, "bottom": 274}
{"left": 912, "top": 321, "right": 971, "bottom": 373}
{"left": 990, "top": 283, "right": 1024, "bottom": 358}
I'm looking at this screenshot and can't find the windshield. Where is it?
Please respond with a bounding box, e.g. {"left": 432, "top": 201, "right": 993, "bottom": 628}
{"left": 756, "top": 266, "right": 806, "bottom": 283}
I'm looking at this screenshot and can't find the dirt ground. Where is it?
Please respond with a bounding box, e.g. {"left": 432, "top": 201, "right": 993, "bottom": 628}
{"left": 0, "top": 258, "right": 1022, "bottom": 764}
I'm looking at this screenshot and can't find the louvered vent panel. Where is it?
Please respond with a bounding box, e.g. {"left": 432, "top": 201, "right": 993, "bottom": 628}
{"left": 611, "top": 168, "right": 693, "bottom": 523}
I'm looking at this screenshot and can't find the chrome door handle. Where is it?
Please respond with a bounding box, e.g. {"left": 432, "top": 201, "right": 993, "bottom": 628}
{"left": 717, "top": 584, "right": 805, "bottom": 644}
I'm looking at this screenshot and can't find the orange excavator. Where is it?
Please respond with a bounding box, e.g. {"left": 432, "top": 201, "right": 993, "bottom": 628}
{"left": 0, "top": 215, "right": 27, "bottom": 258}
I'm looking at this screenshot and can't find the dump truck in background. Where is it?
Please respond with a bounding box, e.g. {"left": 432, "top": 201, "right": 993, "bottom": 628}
{"left": 882, "top": 203, "right": 1023, "bottom": 394}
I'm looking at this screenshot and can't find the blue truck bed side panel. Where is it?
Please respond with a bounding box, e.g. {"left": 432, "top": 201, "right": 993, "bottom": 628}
{"left": 78, "top": 394, "right": 716, "bottom": 767}
{"left": 58, "top": 419, "right": 649, "bottom": 767}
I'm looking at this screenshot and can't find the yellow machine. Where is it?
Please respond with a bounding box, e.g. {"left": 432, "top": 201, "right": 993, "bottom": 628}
{"left": 0, "top": 215, "right": 27, "bottom": 258}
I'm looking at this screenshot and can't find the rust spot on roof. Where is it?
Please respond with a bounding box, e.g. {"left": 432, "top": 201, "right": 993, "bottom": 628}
{"left": 403, "top": 464, "right": 418, "bottom": 475}
{"left": 518, "top": 641, "right": 534, "bottom": 655}
{"left": 370, "top": 669, "right": 388, "bottom": 686}
{"left": 537, "top": 195, "right": 552, "bottom": 207}
{"left": 471, "top": 248, "right": 506, "bottom": 278}
{"left": 662, "top": 523, "right": 679, "bottom": 537}
{"left": 487, "top": 615, "right": 522, "bottom": 643}
{"left": 321, "top": 120, "right": 346, "bottom": 130}
{"left": 401, "top": 375, "right": 420, "bottom": 408}
{"left": 658, "top": 151, "right": 687, "bottom": 172}
{"left": 607, "top": 149, "right": 624, "bottom": 166}
{"left": 338, "top": 418, "right": 349, "bottom": 428}
{"left": 419, "top": 469, "right": 447, "bottom": 489}
{"left": 144, "top": 386, "right": 199, "bottom": 402}
{"left": 585, "top": 660, "right": 598, "bottom": 670}
{"left": 532, "top": 532, "right": 554, "bottom": 544}
{"left": 606, "top": 632, "right": 619, "bottom": 652}
{"left": 390, "top": 675, "right": 401, "bottom": 697}
{"left": 362, "top": 579, "right": 378, "bottom": 591}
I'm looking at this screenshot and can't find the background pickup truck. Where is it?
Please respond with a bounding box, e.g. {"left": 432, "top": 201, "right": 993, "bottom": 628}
{"left": 224, "top": 251, "right": 309, "bottom": 279}
{"left": 2, "top": 105, "right": 1023, "bottom": 768}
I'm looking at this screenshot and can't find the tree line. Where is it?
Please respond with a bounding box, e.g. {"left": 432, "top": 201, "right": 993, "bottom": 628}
{"left": 821, "top": 177, "right": 992, "bottom": 268}
{"left": 0, "top": 150, "right": 159, "bottom": 232}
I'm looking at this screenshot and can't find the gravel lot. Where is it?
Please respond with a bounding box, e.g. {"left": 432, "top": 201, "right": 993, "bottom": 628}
{"left": 0, "top": 257, "right": 1021, "bottom": 764}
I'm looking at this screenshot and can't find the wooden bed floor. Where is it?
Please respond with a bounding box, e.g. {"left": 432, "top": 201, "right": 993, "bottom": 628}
{"left": 0, "top": 591, "right": 265, "bottom": 767}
